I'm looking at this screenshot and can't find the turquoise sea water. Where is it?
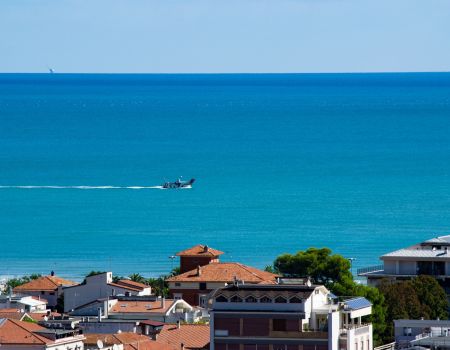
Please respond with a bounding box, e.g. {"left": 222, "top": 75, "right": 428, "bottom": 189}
{"left": 1, "top": 73, "right": 450, "bottom": 280}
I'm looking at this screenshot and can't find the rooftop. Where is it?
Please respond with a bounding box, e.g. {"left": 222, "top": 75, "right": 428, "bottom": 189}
{"left": 85, "top": 333, "right": 172, "bottom": 350}
{"left": 167, "top": 262, "right": 278, "bottom": 284}
{"left": 109, "top": 299, "right": 177, "bottom": 314}
{"left": 156, "top": 324, "right": 210, "bottom": 350}
{"left": 381, "top": 235, "right": 450, "bottom": 260}
{"left": 176, "top": 245, "right": 224, "bottom": 258}
{"left": 0, "top": 309, "right": 28, "bottom": 321}
{"left": 13, "top": 275, "right": 77, "bottom": 292}
{"left": 0, "top": 318, "right": 51, "bottom": 345}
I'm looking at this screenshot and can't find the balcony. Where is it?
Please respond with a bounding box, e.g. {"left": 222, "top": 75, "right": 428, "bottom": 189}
{"left": 357, "top": 265, "right": 384, "bottom": 276}
{"left": 340, "top": 323, "right": 372, "bottom": 338}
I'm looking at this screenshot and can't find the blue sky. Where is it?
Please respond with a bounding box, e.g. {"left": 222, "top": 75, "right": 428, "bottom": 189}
{"left": 1, "top": 0, "right": 449, "bottom": 73}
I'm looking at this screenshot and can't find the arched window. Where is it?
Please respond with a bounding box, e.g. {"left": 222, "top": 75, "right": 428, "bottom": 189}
{"left": 245, "top": 296, "right": 257, "bottom": 303}
{"left": 230, "top": 295, "right": 243, "bottom": 303}
{"left": 215, "top": 295, "right": 228, "bottom": 302}
{"left": 275, "top": 296, "right": 287, "bottom": 303}
{"left": 259, "top": 296, "right": 272, "bottom": 303}
{"left": 289, "top": 296, "right": 303, "bottom": 303}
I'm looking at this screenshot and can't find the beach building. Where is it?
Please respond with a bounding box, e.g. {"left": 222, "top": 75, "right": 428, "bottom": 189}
{"left": 0, "top": 318, "right": 85, "bottom": 350}
{"left": 0, "top": 294, "right": 48, "bottom": 313}
{"left": 63, "top": 273, "right": 151, "bottom": 313}
{"left": 394, "top": 319, "right": 450, "bottom": 349}
{"left": 357, "top": 235, "right": 450, "bottom": 291}
{"left": 209, "top": 281, "right": 373, "bottom": 350}
{"left": 13, "top": 273, "right": 77, "bottom": 308}
{"left": 167, "top": 245, "right": 279, "bottom": 307}
{"left": 154, "top": 322, "right": 210, "bottom": 350}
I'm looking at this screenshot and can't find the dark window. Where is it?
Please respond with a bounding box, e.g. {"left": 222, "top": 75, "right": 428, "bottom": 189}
{"left": 275, "top": 296, "right": 287, "bottom": 303}
{"left": 260, "top": 296, "right": 272, "bottom": 303}
{"left": 49, "top": 292, "right": 55, "bottom": 296}
{"left": 289, "top": 296, "right": 302, "bottom": 303}
{"left": 41, "top": 291, "right": 45, "bottom": 295}
{"left": 245, "top": 296, "right": 257, "bottom": 303}
{"left": 230, "top": 295, "right": 243, "bottom": 302}
{"left": 199, "top": 282, "right": 207, "bottom": 290}
{"left": 175, "top": 282, "right": 181, "bottom": 287}
{"left": 216, "top": 295, "right": 228, "bottom": 302}
{"left": 273, "top": 319, "right": 287, "bottom": 331}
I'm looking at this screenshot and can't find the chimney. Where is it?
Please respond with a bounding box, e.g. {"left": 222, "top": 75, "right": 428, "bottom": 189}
{"left": 177, "top": 320, "right": 181, "bottom": 329}
{"left": 197, "top": 266, "right": 202, "bottom": 276}
{"left": 161, "top": 297, "right": 166, "bottom": 309}
{"left": 203, "top": 245, "right": 209, "bottom": 253}
{"left": 50, "top": 270, "right": 55, "bottom": 276}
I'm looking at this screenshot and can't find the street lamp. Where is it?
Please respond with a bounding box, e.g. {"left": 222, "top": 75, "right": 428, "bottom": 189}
{"left": 169, "top": 255, "right": 176, "bottom": 270}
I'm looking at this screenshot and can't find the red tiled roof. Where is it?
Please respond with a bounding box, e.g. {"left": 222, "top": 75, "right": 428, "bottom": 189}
{"left": 0, "top": 309, "right": 27, "bottom": 321}
{"left": 85, "top": 333, "right": 173, "bottom": 350}
{"left": 109, "top": 299, "right": 176, "bottom": 314}
{"left": 117, "top": 279, "right": 149, "bottom": 290}
{"left": 13, "top": 275, "right": 77, "bottom": 292}
{"left": 27, "top": 312, "right": 61, "bottom": 321}
{"left": 0, "top": 318, "right": 51, "bottom": 344}
{"left": 108, "top": 282, "right": 142, "bottom": 292}
{"left": 176, "top": 245, "right": 223, "bottom": 257}
{"left": 167, "top": 262, "right": 279, "bottom": 284}
{"left": 156, "top": 324, "right": 210, "bottom": 350}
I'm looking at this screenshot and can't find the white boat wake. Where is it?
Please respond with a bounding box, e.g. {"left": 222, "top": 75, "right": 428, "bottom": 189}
{"left": 0, "top": 185, "right": 165, "bottom": 190}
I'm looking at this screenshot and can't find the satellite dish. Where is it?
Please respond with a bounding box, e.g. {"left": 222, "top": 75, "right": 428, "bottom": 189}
{"left": 113, "top": 345, "right": 119, "bottom": 350}
{"left": 44, "top": 316, "right": 48, "bottom": 322}
{"left": 117, "top": 330, "right": 122, "bottom": 334}
{"left": 71, "top": 322, "right": 76, "bottom": 329}
{"left": 97, "top": 340, "right": 104, "bottom": 349}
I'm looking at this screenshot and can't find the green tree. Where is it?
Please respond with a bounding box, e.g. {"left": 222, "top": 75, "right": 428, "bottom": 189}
{"left": 273, "top": 247, "right": 352, "bottom": 288}
{"left": 129, "top": 273, "right": 146, "bottom": 284}
{"left": 412, "top": 275, "right": 448, "bottom": 320}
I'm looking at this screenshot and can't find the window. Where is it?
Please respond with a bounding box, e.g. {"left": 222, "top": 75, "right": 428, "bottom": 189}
{"left": 199, "top": 294, "right": 208, "bottom": 308}
{"left": 216, "top": 295, "right": 228, "bottom": 302}
{"left": 174, "top": 293, "right": 183, "bottom": 300}
{"left": 245, "top": 296, "right": 257, "bottom": 303}
{"left": 289, "top": 296, "right": 302, "bottom": 303}
{"left": 41, "top": 291, "right": 45, "bottom": 295}
{"left": 175, "top": 282, "right": 181, "bottom": 287}
{"left": 315, "top": 290, "right": 319, "bottom": 294}
{"left": 275, "top": 296, "right": 287, "bottom": 303}
{"left": 273, "top": 319, "right": 287, "bottom": 331}
{"left": 260, "top": 296, "right": 272, "bottom": 303}
{"left": 199, "top": 282, "right": 207, "bottom": 290}
{"left": 49, "top": 292, "right": 55, "bottom": 296}
{"left": 230, "top": 295, "right": 243, "bottom": 303}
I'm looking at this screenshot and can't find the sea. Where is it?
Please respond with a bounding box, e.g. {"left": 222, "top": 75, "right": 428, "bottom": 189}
{"left": 1, "top": 73, "right": 450, "bottom": 281}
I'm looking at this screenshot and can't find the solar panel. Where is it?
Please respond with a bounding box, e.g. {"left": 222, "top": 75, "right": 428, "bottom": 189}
{"left": 344, "top": 297, "right": 371, "bottom": 310}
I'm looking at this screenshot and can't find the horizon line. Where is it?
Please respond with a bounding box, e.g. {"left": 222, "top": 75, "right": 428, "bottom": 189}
{"left": 1, "top": 71, "right": 450, "bottom": 75}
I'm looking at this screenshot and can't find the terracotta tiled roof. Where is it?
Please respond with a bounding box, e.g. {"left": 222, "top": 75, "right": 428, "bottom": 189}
{"left": 167, "top": 262, "right": 279, "bottom": 284}
{"left": 156, "top": 324, "right": 210, "bottom": 350}
{"left": 85, "top": 333, "right": 172, "bottom": 350}
{"left": 176, "top": 245, "right": 224, "bottom": 257}
{"left": 13, "top": 275, "right": 77, "bottom": 292}
{"left": 117, "top": 279, "right": 149, "bottom": 290}
{"left": 0, "top": 318, "right": 51, "bottom": 344}
{"left": 0, "top": 308, "right": 27, "bottom": 321}
{"left": 109, "top": 299, "right": 176, "bottom": 314}
{"left": 27, "top": 312, "right": 61, "bottom": 321}
{"left": 108, "top": 282, "right": 142, "bottom": 292}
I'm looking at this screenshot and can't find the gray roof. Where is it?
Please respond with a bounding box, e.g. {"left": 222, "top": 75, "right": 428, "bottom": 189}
{"left": 382, "top": 249, "right": 450, "bottom": 259}
{"left": 343, "top": 297, "right": 371, "bottom": 310}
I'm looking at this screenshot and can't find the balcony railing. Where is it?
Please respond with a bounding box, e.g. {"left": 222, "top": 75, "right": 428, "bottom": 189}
{"left": 357, "top": 265, "right": 384, "bottom": 275}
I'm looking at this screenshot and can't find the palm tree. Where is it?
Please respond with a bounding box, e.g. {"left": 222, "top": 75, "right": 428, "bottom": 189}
{"left": 129, "top": 273, "right": 146, "bottom": 284}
